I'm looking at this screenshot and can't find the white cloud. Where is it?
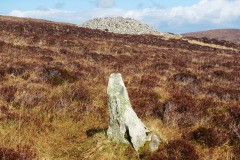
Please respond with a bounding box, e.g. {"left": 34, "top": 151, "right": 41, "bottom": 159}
{"left": 130, "top": 0, "right": 240, "bottom": 26}
{"left": 9, "top": 9, "right": 84, "bottom": 23}
{"left": 8, "top": 0, "right": 240, "bottom": 33}
{"left": 98, "top": 0, "right": 115, "bottom": 8}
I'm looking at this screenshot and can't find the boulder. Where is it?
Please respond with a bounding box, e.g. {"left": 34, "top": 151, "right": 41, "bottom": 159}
{"left": 148, "top": 133, "right": 162, "bottom": 152}
{"left": 107, "top": 73, "right": 161, "bottom": 151}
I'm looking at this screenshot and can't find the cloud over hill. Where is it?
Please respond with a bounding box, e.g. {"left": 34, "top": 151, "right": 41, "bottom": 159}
{"left": 8, "top": 0, "right": 240, "bottom": 33}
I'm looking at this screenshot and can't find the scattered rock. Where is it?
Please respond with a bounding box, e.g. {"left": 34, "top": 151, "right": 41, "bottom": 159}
{"left": 107, "top": 73, "right": 161, "bottom": 151}
{"left": 147, "top": 132, "right": 162, "bottom": 152}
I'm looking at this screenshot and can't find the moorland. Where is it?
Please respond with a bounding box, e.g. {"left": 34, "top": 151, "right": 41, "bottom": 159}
{"left": 0, "top": 15, "right": 239, "bottom": 159}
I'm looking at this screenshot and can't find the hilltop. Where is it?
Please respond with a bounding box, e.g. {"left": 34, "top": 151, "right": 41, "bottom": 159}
{"left": 0, "top": 15, "right": 239, "bottom": 159}
{"left": 183, "top": 29, "right": 240, "bottom": 43}
{"left": 79, "top": 17, "right": 173, "bottom": 37}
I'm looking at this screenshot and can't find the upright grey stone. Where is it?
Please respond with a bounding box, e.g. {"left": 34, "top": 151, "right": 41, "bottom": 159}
{"left": 107, "top": 73, "right": 151, "bottom": 151}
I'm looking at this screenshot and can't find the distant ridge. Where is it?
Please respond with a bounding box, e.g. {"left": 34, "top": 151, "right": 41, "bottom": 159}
{"left": 182, "top": 29, "right": 240, "bottom": 43}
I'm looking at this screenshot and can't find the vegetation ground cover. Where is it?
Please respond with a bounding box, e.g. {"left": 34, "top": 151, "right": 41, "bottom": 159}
{"left": 0, "top": 15, "right": 239, "bottom": 159}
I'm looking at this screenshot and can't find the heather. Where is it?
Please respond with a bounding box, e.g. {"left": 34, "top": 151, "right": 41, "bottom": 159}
{"left": 0, "top": 15, "right": 239, "bottom": 159}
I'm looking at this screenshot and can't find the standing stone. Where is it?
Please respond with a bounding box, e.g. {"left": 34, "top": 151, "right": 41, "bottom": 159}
{"left": 107, "top": 73, "right": 150, "bottom": 151}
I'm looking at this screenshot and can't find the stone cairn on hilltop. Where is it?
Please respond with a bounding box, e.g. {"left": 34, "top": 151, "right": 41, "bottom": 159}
{"left": 107, "top": 73, "right": 161, "bottom": 152}
{"left": 79, "top": 17, "right": 173, "bottom": 38}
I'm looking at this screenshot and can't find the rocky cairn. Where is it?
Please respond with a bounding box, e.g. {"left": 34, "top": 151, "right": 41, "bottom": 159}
{"left": 107, "top": 73, "right": 161, "bottom": 152}
{"left": 79, "top": 17, "right": 173, "bottom": 37}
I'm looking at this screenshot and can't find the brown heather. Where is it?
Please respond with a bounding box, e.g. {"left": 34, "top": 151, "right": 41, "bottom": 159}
{"left": 0, "top": 15, "right": 239, "bottom": 159}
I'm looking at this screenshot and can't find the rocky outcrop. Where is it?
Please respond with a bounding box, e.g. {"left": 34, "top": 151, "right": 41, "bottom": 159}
{"left": 107, "top": 73, "right": 161, "bottom": 151}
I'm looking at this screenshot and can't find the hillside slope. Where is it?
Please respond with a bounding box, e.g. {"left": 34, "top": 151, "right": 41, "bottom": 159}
{"left": 0, "top": 15, "right": 239, "bottom": 159}
{"left": 183, "top": 29, "right": 240, "bottom": 43}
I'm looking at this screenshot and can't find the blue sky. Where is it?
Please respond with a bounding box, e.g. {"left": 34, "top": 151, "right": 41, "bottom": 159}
{"left": 1, "top": 0, "right": 240, "bottom": 33}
